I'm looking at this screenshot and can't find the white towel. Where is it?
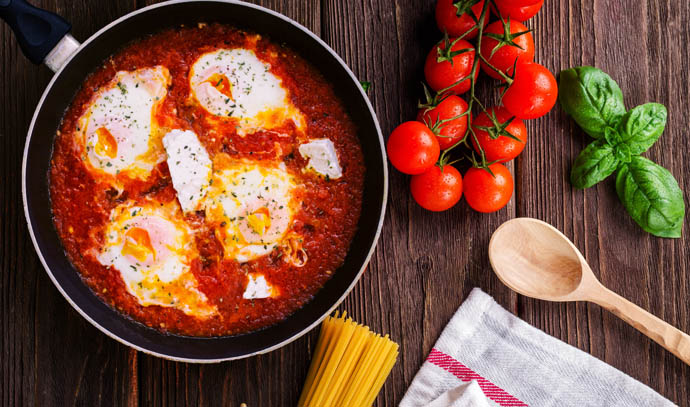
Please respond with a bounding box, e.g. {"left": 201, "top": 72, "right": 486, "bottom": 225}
{"left": 400, "top": 288, "right": 675, "bottom": 407}
{"left": 425, "top": 380, "right": 491, "bottom": 407}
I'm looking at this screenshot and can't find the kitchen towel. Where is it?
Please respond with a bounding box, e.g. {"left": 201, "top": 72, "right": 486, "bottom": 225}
{"left": 399, "top": 288, "right": 675, "bottom": 407}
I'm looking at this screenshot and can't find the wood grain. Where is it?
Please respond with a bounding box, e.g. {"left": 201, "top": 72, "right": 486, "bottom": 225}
{"left": 519, "top": 0, "right": 690, "bottom": 404}
{"left": 1, "top": 1, "right": 140, "bottom": 406}
{"left": 318, "top": 2, "right": 516, "bottom": 405}
{"left": 1, "top": 0, "right": 688, "bottom": 405}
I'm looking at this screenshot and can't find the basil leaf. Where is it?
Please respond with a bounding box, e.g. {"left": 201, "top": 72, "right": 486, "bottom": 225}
{"left": 558, "top": 66, "right": 626, "bottom": 139}
{"left": 617, "top": 103, "right": 667, "bottom": 155}
{"left": 570, "top": 140, "right": 619, "bottom": 189}
{"left": 616, "top": 156, "right": 685, "bottom": 238}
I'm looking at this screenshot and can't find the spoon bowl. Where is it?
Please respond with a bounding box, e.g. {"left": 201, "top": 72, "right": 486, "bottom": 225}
{"left": 488, "top": 217, "right": 690, "bottom": 365}
{"left": 489, "top": 217, "right": 587, "bottom": 301}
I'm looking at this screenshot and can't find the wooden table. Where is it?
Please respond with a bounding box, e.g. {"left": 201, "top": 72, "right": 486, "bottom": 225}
{"left": 2, "top": 0, "right": 689, "bottom": 405}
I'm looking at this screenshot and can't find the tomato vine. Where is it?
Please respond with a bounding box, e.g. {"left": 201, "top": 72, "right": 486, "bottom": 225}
{"left": 436, "top": 0, "right": 521, "bottom": 171}
{"left": 387, "top": 0, "right": 554, "bottom": 213}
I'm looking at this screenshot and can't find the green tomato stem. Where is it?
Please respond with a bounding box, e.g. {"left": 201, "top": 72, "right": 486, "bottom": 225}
{"left": 440, "top": 0, "right": 493, "bottom": 164}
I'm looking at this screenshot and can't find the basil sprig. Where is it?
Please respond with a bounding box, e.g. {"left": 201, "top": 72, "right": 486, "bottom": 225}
{"left": 558, "top": 66, "right": 684, "bottom": 238}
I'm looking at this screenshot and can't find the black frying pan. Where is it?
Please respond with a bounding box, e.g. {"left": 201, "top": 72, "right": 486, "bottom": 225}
{"left": 3, "top": 0, "right": 387, "bottom": 362}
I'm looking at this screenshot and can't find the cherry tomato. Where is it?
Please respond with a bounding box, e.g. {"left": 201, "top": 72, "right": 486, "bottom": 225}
{"left": 417, "top": 95, "right": 470, "bottom": 149}
{"left": 471, "top": 106, "right": 527, "bottom": 162}
{"left": 479, "top": 20, "right": 534, "bottom": 80}
{"left": 411, "top": 164, "right": 463, "bottom": 211}
{"left": 435, "top": 0, "right": 487, "bottom": 39}
{"left": 495, "top": 0, "right": 542, "bottom": 7}
{"left": 494, "top": 0, "right": 544, "bottom": 21}
{"left": 463, "top": 164, "right": 513, "bottom": 212}
{"left": 502, "top": 61, "right": 558, "bottom": 119}
{"left": 424, "top": 38, "right": 478, "bottom": 94}
{"left": 387, "top": 121, "right": 440, "bottom": 175}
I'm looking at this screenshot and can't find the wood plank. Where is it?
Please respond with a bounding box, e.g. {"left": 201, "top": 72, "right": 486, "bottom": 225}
{"left": 518, "top": 0, "right": 690, "bottom": 404}
{"left": 320, "top": 0, "right": 517, "bottom": 405}
{"left": 0, "top": 0, "right": 140, "bottom": 406}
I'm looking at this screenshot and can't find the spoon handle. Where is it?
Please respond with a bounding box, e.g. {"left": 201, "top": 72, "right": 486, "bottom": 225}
{"left": 591, "top": 287, "right": 690, "bottom": 365}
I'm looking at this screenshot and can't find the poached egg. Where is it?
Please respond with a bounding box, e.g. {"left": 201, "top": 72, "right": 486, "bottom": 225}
{"left": 204, "top": 156, "right": 299, "bottom": 263}
{"left": 78, "top": 66, "right": 170, "bottom": 180}
{"left": 189, "top": 48, "right": 306, "bottom": 135}
{"left": 98, "top": 200, "right": 216, "bottom": 318}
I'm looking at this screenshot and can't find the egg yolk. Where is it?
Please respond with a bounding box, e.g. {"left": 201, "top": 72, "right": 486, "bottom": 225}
{"left": 95, "top": 127, "right": 118, "bottom": 159}
{"left": 247, "top": 207, "right": 271, "bottom": 236}
{"left": 204, "top": 73, "right": 233, "bottom": 100}
{"left": 122, "top": 227, "right": 156, "bottom": 262}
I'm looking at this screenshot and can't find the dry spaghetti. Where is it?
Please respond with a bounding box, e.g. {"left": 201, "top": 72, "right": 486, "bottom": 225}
{"left": 298, "top": 312, "right": 399, "bottom": 407}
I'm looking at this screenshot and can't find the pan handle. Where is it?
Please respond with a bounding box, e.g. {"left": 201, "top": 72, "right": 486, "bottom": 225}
{"left": 0, "top": 0, "right": 73, "bottom": 67}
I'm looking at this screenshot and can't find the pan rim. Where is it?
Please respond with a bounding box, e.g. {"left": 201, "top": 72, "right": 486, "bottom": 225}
{"left": 21, "top": 0, "right": 388, "bottom": 363}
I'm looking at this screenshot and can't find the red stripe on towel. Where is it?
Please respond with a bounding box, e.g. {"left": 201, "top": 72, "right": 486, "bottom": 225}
{"left": 427, "top": 348, "right": 528, "bottom": 406}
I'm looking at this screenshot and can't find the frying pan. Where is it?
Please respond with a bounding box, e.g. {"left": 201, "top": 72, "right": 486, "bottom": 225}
{"left": 3, "top": 0, "right": 387, "bottom": 362}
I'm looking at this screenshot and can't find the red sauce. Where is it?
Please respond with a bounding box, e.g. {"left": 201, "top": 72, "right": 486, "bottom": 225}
{"left": 49, "top": 24, "right": 364, "bottom": 336}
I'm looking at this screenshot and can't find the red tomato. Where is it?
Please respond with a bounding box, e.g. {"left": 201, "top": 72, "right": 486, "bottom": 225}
{"left": 502, "top": 61, "right": 558, "bottom": 119}
{"left": 411, "top": 165, "right": 463, "bottom": 211}
{"left": 479, "top": 20, "right": 534, "bottom": 80}
{"left": 494, "top": 0, "right": 544, "bottom": 21}
{"left": 417, "top": 95, "right": 470, "bottom": 149}
{"left": 495, "top": 0, "right": 542, "bottom": 7}
{"left": 435, "top": 0, "right": 487, "bottom": 39}
{"left": 463, "top": 164, "right": 514, "bottom": 212}
{"left": 471, "top": 107, "right": 527, "bottom": 162}
{"left": 386, "top": 121, "right": 440, "bottom": 174}
{"left": 424, "top": 38, "right": 478, "bottom": 94}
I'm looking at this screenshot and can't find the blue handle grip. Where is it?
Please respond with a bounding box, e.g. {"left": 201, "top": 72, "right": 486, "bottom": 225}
{"left": 0, "top": 0, "right": 71, "bottom": 64}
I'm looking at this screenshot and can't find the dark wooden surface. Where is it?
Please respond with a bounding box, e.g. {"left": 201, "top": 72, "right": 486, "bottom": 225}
{"left": 2, "top": 0, "right": 689, "bottom": 405}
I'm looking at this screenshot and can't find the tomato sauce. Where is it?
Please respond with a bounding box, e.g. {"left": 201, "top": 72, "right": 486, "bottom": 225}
{"left": 49, "top": 24, "right": 364, "bottom": 336}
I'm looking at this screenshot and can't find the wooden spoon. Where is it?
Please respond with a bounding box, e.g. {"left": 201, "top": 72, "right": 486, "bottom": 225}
{"left": 488, "top": 217, "right": 690, "bottom": 365}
